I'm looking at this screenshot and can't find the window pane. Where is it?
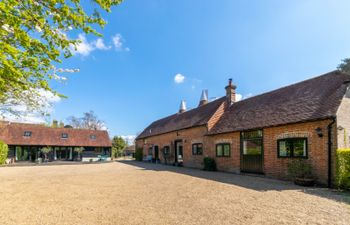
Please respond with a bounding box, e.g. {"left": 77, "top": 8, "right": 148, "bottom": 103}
{"left": 243, "top": 140, "right": 262, "bottom": 155}
{"left": 293, "top": 139, "right": 306, "bottom": 157}
{"left": 192, "top": 145, "right": 197, "bottom": 155}
{"left": 197, "top": 144, "right": 203, "bottom": 155}
{"left": 278, "top": 140, "right": 291, "bottom": 157}
{"left": 242, "top": 130, "right": 263, "bottom": 139}
{"left": 223, "top": 144, "right": 230, "bottom": 156}
{"left": 216, "top": 145, "right": 223, "bottom": 156}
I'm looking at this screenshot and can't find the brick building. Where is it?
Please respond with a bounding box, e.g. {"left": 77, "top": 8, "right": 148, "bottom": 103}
{"left": 136, "top": 71, "right": 350, "bottom": 186}
{"left": 0, "top": 121, "right": 112, "bottom": 162}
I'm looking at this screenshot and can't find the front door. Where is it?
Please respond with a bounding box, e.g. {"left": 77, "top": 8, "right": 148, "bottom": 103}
{"left": 240, "top": 130, "right": 263, "bottom": 173}
{"left": 174, "top": 140, "right": 183, "bottom": 165}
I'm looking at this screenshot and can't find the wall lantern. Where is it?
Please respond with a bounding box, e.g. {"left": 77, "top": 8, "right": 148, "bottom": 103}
{"left": 337, "top": 126, "right": 344, "bottom": 131}
{"left": 315, "top": 127, "right": 323, "bottom": 137}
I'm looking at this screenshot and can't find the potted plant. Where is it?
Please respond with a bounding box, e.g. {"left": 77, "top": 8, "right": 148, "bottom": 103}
{"left": 41, "top": 146, "right": 52, "bottom": 163}
{"left": 287, "top": 159, "right": 315, "bottom": 186}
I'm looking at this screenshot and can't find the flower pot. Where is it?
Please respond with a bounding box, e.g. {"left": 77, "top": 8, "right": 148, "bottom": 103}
{"left": 294, "top": 177, "right": 315, "bottom": 187}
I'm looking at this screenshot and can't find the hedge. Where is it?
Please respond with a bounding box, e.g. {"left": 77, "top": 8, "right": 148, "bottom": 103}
{"left": 336, "top": 149, "right": 350, "bottom": 190}
{"left": 135, "top": 148, "right": 143, "bottom": 161}
{"left": 203, "top": 157, "right": 217, "bottom": 171}
{"left": 0, "top": 140, "right": 8, "bottom": 165}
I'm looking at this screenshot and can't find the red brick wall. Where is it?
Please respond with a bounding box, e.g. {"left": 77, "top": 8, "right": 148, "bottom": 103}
{"left": 206, "top": 119, "right": 336, "bottom": 185}
{"left": 136, "top": 119, "right": 337, "bottom": 185}
{"left": 135, "top": 126, "right": 208, "bottom": 168}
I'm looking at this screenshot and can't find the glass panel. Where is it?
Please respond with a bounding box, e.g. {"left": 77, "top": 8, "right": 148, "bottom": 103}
{"left": 243, "top": 139, "right": 262, "bottom": 155}
{"left": 216, "top": 145, "right": 223, "bottom": 156}
{"left": 293, "top": 139, "right": 306, "bottom": 157}
{"left": 164, "top": 146, "right": 170, "bottom": 155}
{"left": 278, "top": 140, "right": 290, "bottom": 157}
{"left": 223, "top": 144, "right": 230, "bottom": 156}
{"left": 192, "top": 145, "right": 197, "bottom": 155}
{"left": 242, "top": 130, "right": 263, "bottom": 139}
{"left": 197, "top": 144, "right": 203, "bottom": 155}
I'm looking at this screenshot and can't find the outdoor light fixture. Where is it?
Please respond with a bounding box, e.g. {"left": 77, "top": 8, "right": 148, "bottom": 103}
{"left": 315, "top": 127, "right": 323, "bottom": 137}
{"left": 337, "top": 126, "right": 344, "bottom": 131}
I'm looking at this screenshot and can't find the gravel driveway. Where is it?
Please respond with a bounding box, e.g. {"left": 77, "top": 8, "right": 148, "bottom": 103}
{"left": 0, "top": 161, "right": 349, "bottom": 225}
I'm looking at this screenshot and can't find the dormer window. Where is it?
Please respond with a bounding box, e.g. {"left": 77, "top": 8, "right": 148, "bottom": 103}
{"left": 90, "top": 135, "right": 96, "bottom": 140}
{"left": 61, "top": 133, "right": 68, "bottom": 139}
{"left": 23, "top": 131, "right": 32, "bottom": 137}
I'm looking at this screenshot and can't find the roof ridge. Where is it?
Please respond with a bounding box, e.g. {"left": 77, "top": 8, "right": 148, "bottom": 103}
{"left": 147, "top": 96, "right": 226, "bottom": 125}
{"left": 230, "top": 70, "right": 347, "bottom": 107}
{"left": 0, "top": 120, "right": 108, "bottom": 132}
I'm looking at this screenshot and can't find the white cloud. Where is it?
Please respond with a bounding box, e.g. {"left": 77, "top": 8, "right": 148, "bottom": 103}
{"left": 71, "top": 33, "right": 129, "bottom": 56}
{"left": 121, "top": 135, "right": 136, "bottom": 145}
{"left": 0, "top": 89, "right": 61, "bottom": 124}
{"left": 174, "top": 73, "right": 185, "bottom": 84}
{"left": 94, "top": 38, "right": 111, "bottom": 50}
{"left": 236, "top": 93, "right": 253, "bottom": 102}
{"left": 112, "top": 34, "right": 123, "bottom": 49}
{"left": 236, "top": 94, "right": 243, "bottom": 101}
{"left": 112, "top": 33, "right": 130, "bottom": 51}
{"left": 72, "top": 34, "right": 94, "bottom": 56}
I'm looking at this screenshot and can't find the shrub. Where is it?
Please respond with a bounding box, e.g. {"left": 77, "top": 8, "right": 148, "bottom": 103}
{"left": 203, "top": 157, "right": 216, "bottom": 171}
{"left": 135, "top": 148, "right": 143, "bottom": 161}
{"left": 287, "top": 159, "right": 313, "bottom": 179}
{"left": 0, "top": 140, "right": 8, "bottom": 165}
{"left": 336, "top": 149, "right": 350, "bottom": 190}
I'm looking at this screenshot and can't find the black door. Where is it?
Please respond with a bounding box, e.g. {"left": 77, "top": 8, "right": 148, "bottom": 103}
{"left": 241, "top": 130, "right": 263, "bottom": 174}
{"left": 154, "top": 146, "right": 159, "bottom": 162}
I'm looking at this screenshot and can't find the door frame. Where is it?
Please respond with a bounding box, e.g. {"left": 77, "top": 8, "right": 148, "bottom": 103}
{"left": 174, "top": 139, "right": 183, "bottom": 163}
{"left": 240, "top": 129, "right": 264, "bottom": 174}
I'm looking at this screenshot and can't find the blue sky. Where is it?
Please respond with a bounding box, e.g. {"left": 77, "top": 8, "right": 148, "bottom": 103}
{"left": 44, "top": 0, "right": 350, "bottom": 139}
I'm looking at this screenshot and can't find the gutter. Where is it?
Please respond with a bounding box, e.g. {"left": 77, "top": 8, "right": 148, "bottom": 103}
{"left": 327, "top": 116, "right": 336, "bottom": 188}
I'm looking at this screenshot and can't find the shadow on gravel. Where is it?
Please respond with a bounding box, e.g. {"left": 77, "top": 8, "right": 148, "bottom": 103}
{"left": 118, "top": 160, "right": 350, "bottom": 205}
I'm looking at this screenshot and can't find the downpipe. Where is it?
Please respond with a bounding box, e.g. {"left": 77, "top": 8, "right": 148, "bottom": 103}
{"left": 327, "top": 116, "right": 336, "bottom": 188}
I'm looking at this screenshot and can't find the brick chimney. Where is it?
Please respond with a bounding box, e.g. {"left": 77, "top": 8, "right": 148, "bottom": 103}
{"left": 225, "top": 78, "right": 236, "bottom": 106}
{"left": 179, "top": 100, "right": 187, "bottom": 113}
{"left": 198, "top": 90, "right": 208, "bottom": 107}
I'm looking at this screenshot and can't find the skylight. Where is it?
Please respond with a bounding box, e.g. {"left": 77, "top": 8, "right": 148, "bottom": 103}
{"left": 23, "top": 131, "right": 32, "bottom": 137}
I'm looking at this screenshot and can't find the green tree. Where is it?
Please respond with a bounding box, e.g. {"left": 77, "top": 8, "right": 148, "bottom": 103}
{"left": 112, "top": 136, "right": 127, "bottom": 158}
{"left": 0, "top": 140, "right": 9, "bottom": 165}
{"left": 40, "top": 146, "right": 52, "bottom": 162}
{"left": 67, "top": 111, "right": 105, "bottom": 130}
{"left": 338, "top": 58, "right": 350, "bottom": 74}
{"left": 74, "top": 147, "right": 84, "bottom": 160}
{"left": 0, "top": 0, "right": 122, "bottom": 116}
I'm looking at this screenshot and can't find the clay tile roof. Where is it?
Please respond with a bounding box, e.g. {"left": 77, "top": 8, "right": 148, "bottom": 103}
{"left": 0, "top": 122, "right": 111, "bottom": 147}
{"left": 136, "top": 97, "right": 226, "bottom": 139}
{"left": 208, "top": 71, "right": 350, "bottom": 135}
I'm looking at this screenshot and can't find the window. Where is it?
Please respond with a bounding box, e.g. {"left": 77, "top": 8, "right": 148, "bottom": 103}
{"left": 192, "top": 143, "right": 203, "bottom": 155}
{"left": 23, "top": 131, "right": 32, "bottom": 137}
{"left": 148, "top": 147, "right": 152, "bottom": 156}
{"left": 163, "top": 146, "right": 170, "bottom": 155}
{"left": 278, "top": 138, "right": 307, "bottom": 158}
{"left": 216, "top": 143, "right": 230, "bottom": 157}
{"left": 241, "top": 130, "right": 263, "bottom": 156}
{"left": 61, "top": 133, "right": 68, "bottom": 139}
{"left": 90, "top": 135, "right": 96, "bottom": 140}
